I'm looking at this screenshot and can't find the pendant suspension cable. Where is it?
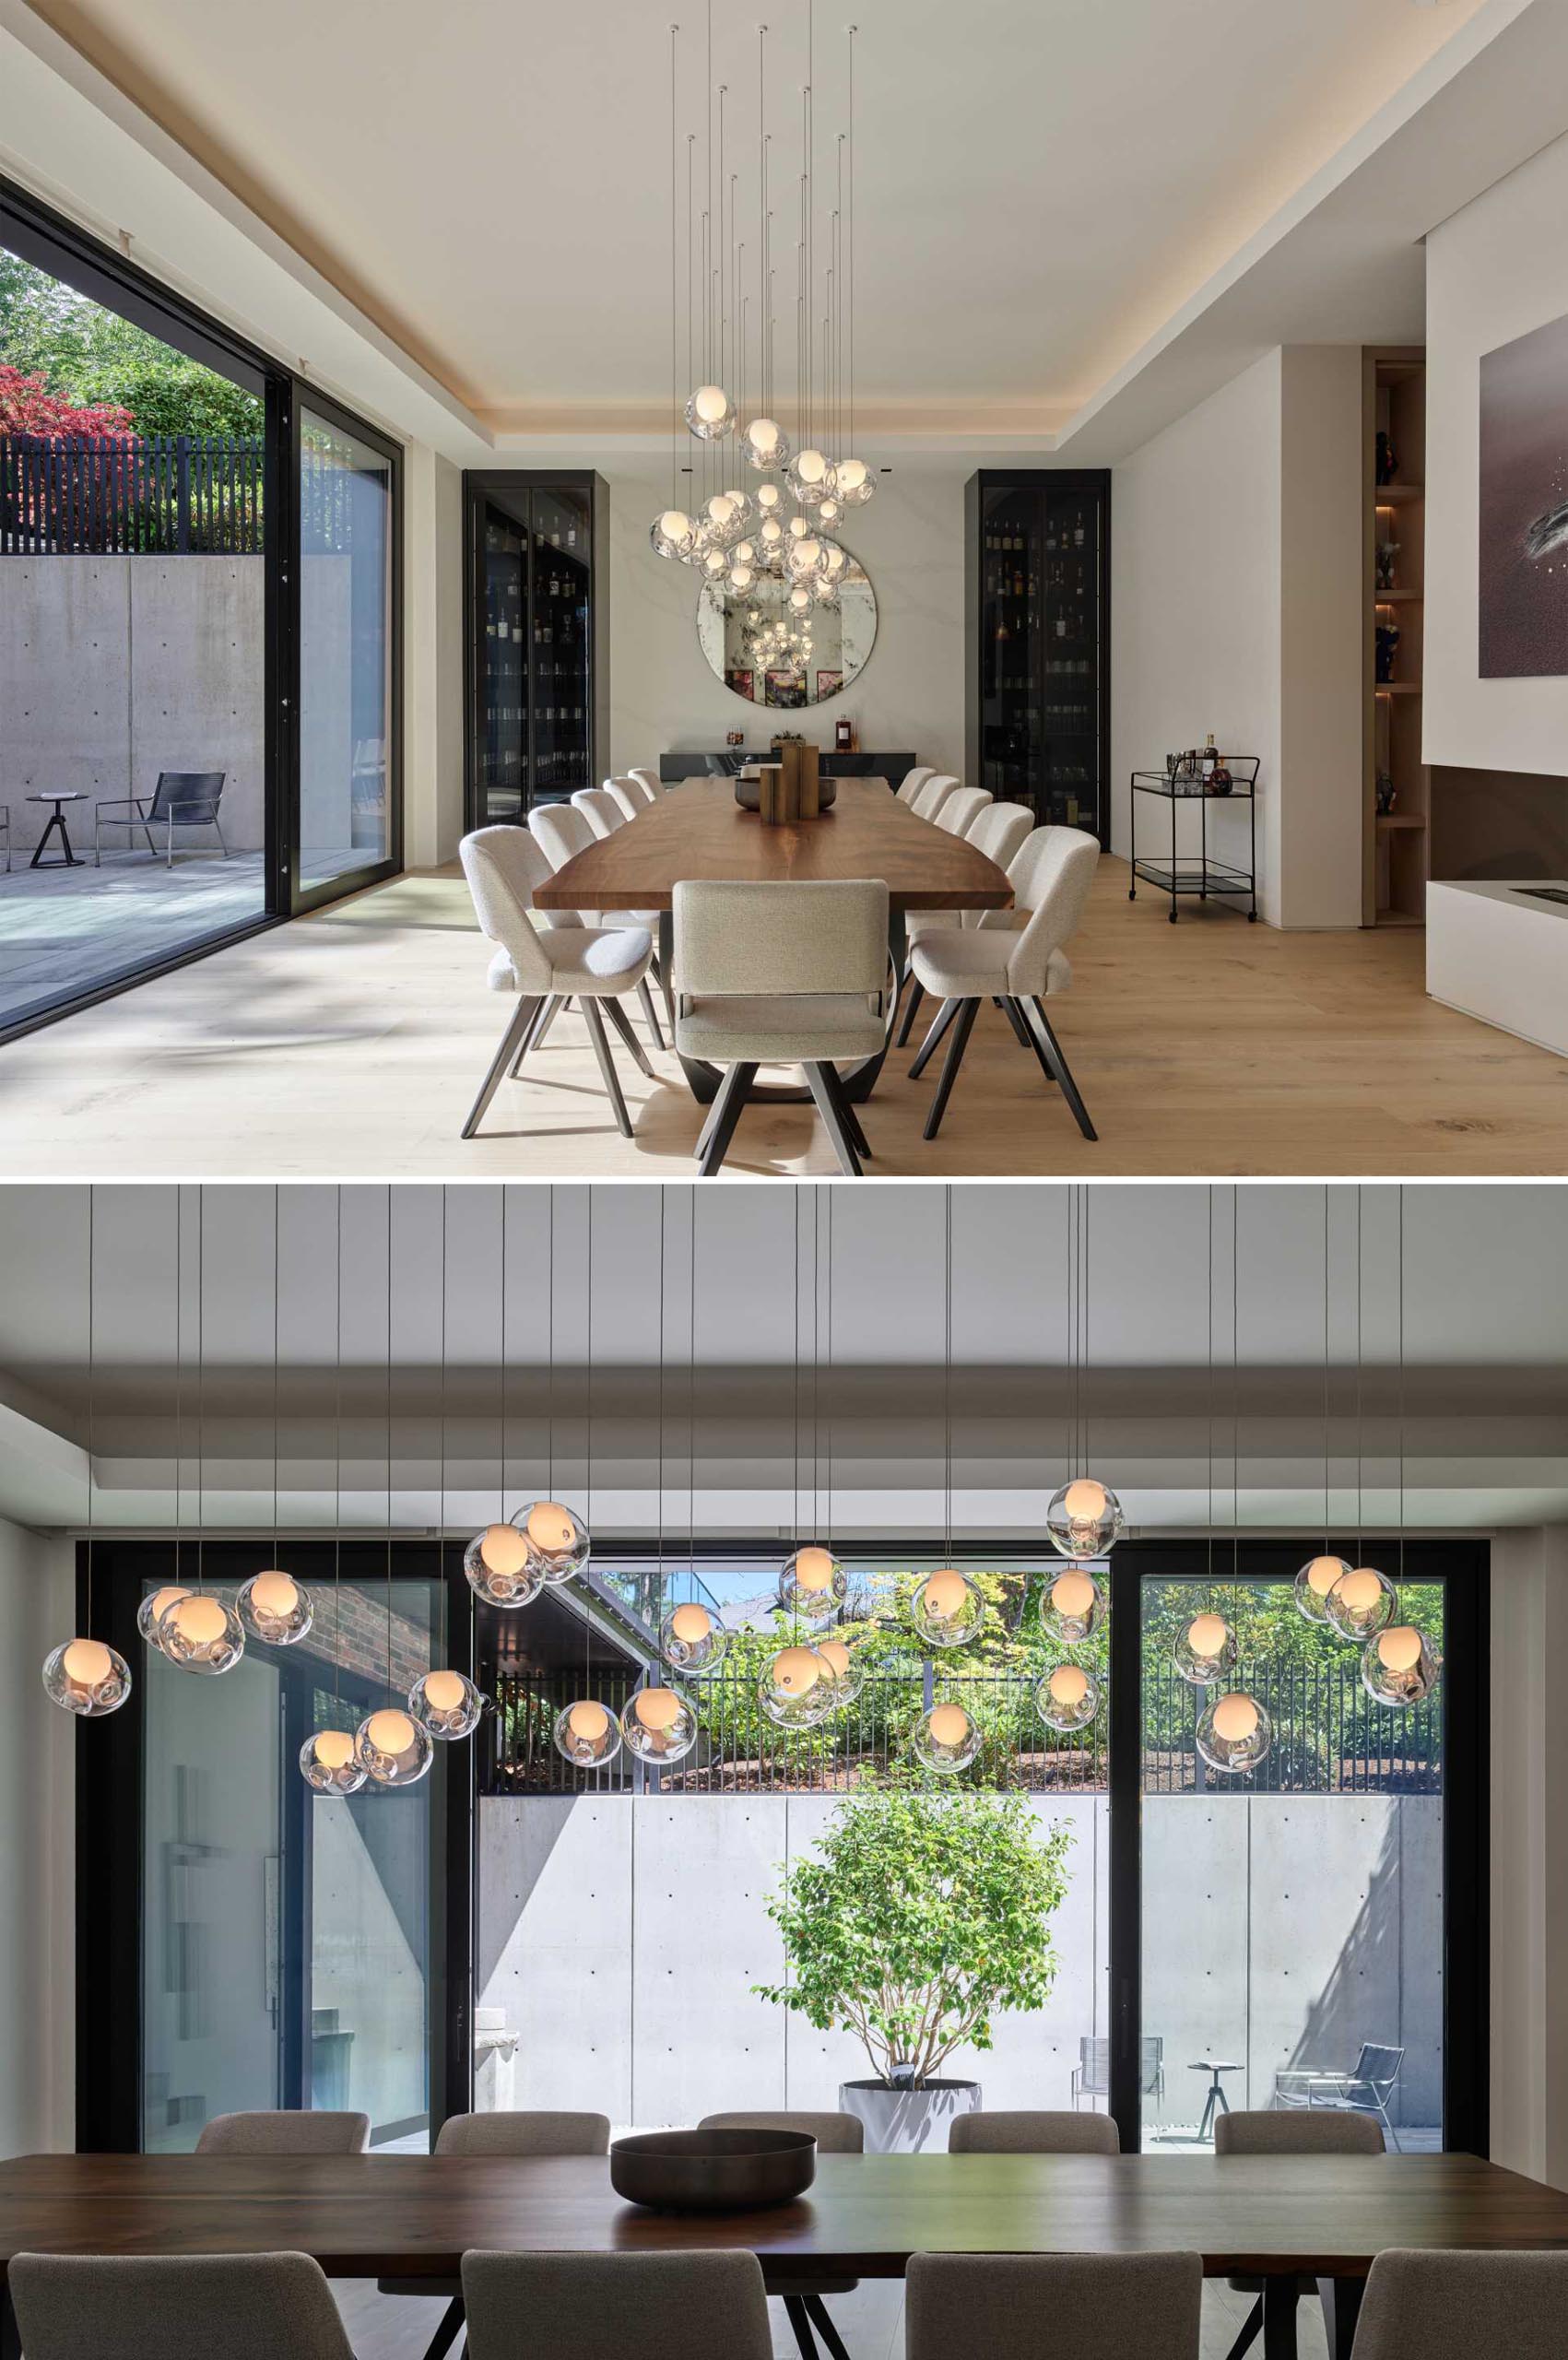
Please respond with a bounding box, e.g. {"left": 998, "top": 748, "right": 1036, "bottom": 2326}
{"left": 438, "top": 1187, "right": 447, "bottom": 1651}
{"left": 670, "top": 22, "right": 680, "bottom": 508}
{"left": 1397, "top": 1185, "right": 1406, "bottom": 1587}
{"left": 1323, "top": 1186, "right": 1331, "bottom": 1553}
{"left": 196, "top": 1186, "right": 205, "bottom": 1598}
{"left": 272, "top": 1185, "right": 281, "bottom": 1566}
{"left": 1355, "top": 1186, "right": 1363, "bottom": 1563}
{"left": 172, "top": 1186, "right": 183, "bottom": 1601}
{"left": 944, "top": 1185, "right": 953, "bottom": 1565}
{"left": 584, "top": 1187, "right": 595, "bottom": 1568}
{"left": 689, "top": 1187, "right": 698, "bottom": 1584}
{"left": 1232, "top": 1183, "right": 1241, "bottom": 1598}
{"left": 547, "top": 1186, "right": 555, "bottom": 1505}
{"left": 384, "top": 1184, "right": 394, "bottom": 1701}
{"left": 335, "top": 1187, "right": 343, "bottom": 1705}
{"left": 1206, "top": 1186, "right": 1215, "bottom": 1591}
{"left": 85, "top": 1186, "right": 95, "bottom": 1634}
{"left": 847, "top": 22, "right": 855, "bottom": 453}
{"left": 499, "top": 1186, "right": 509, "bottom": 1528}
{"left": 825, "top": 1188, "right": 833, "bottom": 1560}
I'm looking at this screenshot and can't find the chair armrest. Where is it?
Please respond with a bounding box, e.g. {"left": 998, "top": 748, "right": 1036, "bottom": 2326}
{"left": 94, "top": 799, "right": 142, "bottom": 820}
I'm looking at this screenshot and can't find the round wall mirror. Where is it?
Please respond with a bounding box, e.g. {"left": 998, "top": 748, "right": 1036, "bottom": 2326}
{"left": 697, "top": 556, "right": 877, "bottom": 706}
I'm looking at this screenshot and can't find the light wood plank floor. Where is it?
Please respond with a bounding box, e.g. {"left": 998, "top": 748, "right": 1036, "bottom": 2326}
{"left": 0, "top": 857, "right": 1562, "bottom": 1176}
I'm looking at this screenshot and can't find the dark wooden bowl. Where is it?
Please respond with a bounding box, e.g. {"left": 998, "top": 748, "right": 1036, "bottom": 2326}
{"left": 609, "top": 2127, "right": 817, "bottom": 2212}
{"left": 735, "top": 774, "right": 837, "bottom": 811}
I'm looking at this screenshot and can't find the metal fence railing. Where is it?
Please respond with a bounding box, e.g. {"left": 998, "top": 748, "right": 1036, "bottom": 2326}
{"left": 1, "top": 433, "right": 265, "bottom": 554}
{"left": 1141, "top": 1655, "right": 1442, "bottom": 1796}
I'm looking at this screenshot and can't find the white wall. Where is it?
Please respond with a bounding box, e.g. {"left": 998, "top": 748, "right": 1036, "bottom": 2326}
{"left": 0, "top": 1517, "right": 75, "bottom": 2156}
{"left": 1427, "top": 129, "right": 1568, "bottom": 777}
{"left": 404, "top": 444, "right": 466, "bottom": 869}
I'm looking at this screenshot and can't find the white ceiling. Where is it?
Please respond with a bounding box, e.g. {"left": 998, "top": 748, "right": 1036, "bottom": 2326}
{"left": 6, "top": 0, "right": 1495, "bottom": 442}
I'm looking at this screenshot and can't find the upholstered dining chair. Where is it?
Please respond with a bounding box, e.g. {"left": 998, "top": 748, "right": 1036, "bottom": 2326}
{"left": 195, "top": 2109, "right": 369, "bottom": 2154}
{"left": 1351, "top": 2249, "right": 1568, "bottom": 2360}
{"left": 381, "top": 2111, "right": 612, "bottom": 2360}
{"left": 6, "top": 2252, "right": 356, "bottom": 2360}
{"left": 626, "top": 768, "right": 663, "bottom": 803}
{"left": 895, "top": 765, "right": 937, "bottom": 807}
{"left": 530, "top": 799, "right": 666, "bottom": 1048}
{"left": 462, "top": 2251, "right": 773, "bottom": 2360}
{"left": 949, "top": 2109, "right": 1120, "bottom": 2154}
{"left": 572, "top": 785, "right": 625, "bottom": 840}
{"left": 934, "top": 785, "right": 993, "bottom": 838}
{"left": 905, "top": 2252, "right": 1202, "bottom": 2360}
{"left": 1211, "top": 2107, "right": 1384, "bottom": 2360}
{"left": 700, "top": 2113, "right": 863, "bottom": 2360}
{"left": 459, "top": 824, "right": 654, "bottom": 1139}
{"left": 605, "top": 777, "right": 646, "bottom": 822}
{"left": 906, "top": 825, "right": 1099, "bottom": 1140}
{"left": 912, "top": 773, "right": 961, "bottom": 822}
{"left": 672, "top": 878, "right": 890, "bottom": 1176}
{"left": 961, "top": 801, "right": 1034, "bottom": 903}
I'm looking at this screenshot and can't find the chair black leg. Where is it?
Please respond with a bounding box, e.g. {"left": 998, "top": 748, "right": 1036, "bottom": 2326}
{"left": 997, "top": 995, "right": 1032, "bottom": 1047}
{"left": 1024, "top": 1000, "right": 1097, "bottom": 1140}
{"left": 1221, "top": 2297, "right": 1262, "bottom": 2360}
{"left": 461, "top": 997, "right": 542, "bottom": 1139}
{"left": 582, "top": 998, "right": 633, "bottom": 1137}
{"left": 895, "top": 976, "right": 925, "bottom": 1047}
{"left": 802, "top": 2295, "right": 854, "bottom": 2360}
{"left": 1316, "top": 2275, "right": 1362, "bottom": 2360}
{"left": 1008, "top": 998, "right": 1056, "bottom": 1090}
{"left": 511, "top": 994, "right": 560, "bottom": 1075}
{"left": 923, "top": 996, "right": 980, "bottom": 1140}
{"left": 804, "top": 1063, "right": 865, "bottom": 1176}
{"left": 637, "top": 976, "right": 666, "bottom": 1052}
{"left": 782, "top": 2295, "right": 820, "bottom": 2360}
{"left": 421, "top": 2295, "right": 466, "bottom": 2360}
{"left": 696, "top": 1061, "right": 758, "bottom": 1176}
{"left": 909, "top": 996, "right": 961, "bottom": 1079}
{"left": 602, "top": 992, "right": 656, "bottom": 1080}
{"left": 819, "top": 1061, "right": 872, "bottom": 1159}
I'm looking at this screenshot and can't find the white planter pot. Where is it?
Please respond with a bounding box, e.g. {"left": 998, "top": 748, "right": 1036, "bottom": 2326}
{"left": 838, "top": 2079, "right": 981, "bottom": 2154}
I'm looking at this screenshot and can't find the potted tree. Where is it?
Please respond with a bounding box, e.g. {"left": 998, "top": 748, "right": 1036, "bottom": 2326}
{"left": 754, "top": 1788, "right": 1071, "bottom": 2151}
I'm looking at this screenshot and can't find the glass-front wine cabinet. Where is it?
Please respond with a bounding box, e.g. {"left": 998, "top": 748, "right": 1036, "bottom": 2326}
{"left": 465, "top": 472, "right": 609, "bottom": 825}
{"left": 965, "top": 468, "right": 1110, "bottom": 841}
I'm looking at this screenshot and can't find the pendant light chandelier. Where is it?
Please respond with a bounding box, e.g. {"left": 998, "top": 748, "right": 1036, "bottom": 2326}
{"left": 762, "top": 1192, "right": 842, "bottom": 1729}
{"left": 651, "top": 7, "right": 877, "bottom": 599}
{"left": 1173, "top": 1190, "right": 1235, "bottom": 1691}
{"left": 912, "top": 1189, "right": 980, "bottom": 1775}
{"left": 1320, "top": 1190, "right": 1397, "bottom": 1646}
{"left": 1295, "top": 1191, "right": 1352, "bottom": 1624}
{"left": 1361, "top": 1187, "right": 1441, "bottom": 1709}
{"left": 42, "top": 1187, "right": 133, "bottom": 1719}
{"left": 1194, "top": 1188, "right": 1271, "bottom": 1777}
{"left": 138, "top": 1188, "right": 193, "bottom": 1656}
{"left": 1043, "top": 1189, "right": 1122, "bottom": 1565}
{"left": 355, "top": 1190, "right": 433, "bottom": 1790}
{"left": 301, "top": 1189, "right": 369, "bottom": 1794}
{"left": 553, "top": 1194, "right": 625, "bottom": 1771}
{"left": 656, "top": 1197, "right": 729, "bottom": 1682}
{"left": 238, "top": 1189, "right": 313, "bottom": 1648}
{"left": 1037, "top": 1189, "right": 1104, "bottom": 1735}
{"left": 411, "top": 1190, "right": 485, "bottom": 1743}
{"left": 160, "top": 1187, "right": 245, "bottom": 1677}
{"left": 613, "top": 1188, "right": 699, "bottom": 1765}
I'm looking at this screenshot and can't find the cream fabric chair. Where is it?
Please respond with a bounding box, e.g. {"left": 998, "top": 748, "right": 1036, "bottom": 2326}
{"left": 963, "top": 799, "right": 1034, "bottom": 887}
{"left": 626, "top": 768, "right": 663, "bottom": 803}
{"left": 906, "top": 825, "right": 1099, "bottom": 1140}
{"left": 572, "top": 785, "right": 625, "bottom": 840}
{"left": 195, "top": 2109, "right": 369, "bottom": 2154}
{"left": 1352, "top": 2250, "right": 1568, "bottom": 2360}
{"left": 934, "top": 785, "right": 993, "bottom": 837}
{"left": 895, "top": 764, "right": 937, "bottom": 807}
{"left": 673, "top": 878, "right": 890, "bottom": 1176}
{"left": 949, "top": 2108, "right": 1119, "bottom": 2154}
{"left": 463, "top": 2252, "right": 773, "bottom": 2360}
{"left": 459, "top": 825, "right": 654, "bottom": 1139}
{"left": 912, "top": 773, "right": 960, "bottom": 822}
{"left": 7, "top": 2252, "right": 356, "bottom": 2360}
{"left": 530, "top": 801, "right": 666, "bottom": 1049}
{"left": 1212, "top": 2108, "right": 1384, "bottom": 2360}
{"left": 698, "top": 2113, "right": 862, "bottom": 2360}
{"left": 905, "top": 2252, "right": 1202, "bottom": 2360}
{"left": 605, "top": 776, "right": 646, "bottom": 822}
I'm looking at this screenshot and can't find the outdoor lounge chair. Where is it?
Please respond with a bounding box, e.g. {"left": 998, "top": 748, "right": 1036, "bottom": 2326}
{"left": 1072, "top": 2035, "right": 1164, "bottom": 2114}
{"left": 1272, "top": 2042, "right": 1405, "bottom": 2150}
{"left": 95, "top": 772, "right": 229, "bottom": 867}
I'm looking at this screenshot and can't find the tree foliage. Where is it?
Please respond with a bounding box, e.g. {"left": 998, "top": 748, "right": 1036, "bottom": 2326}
{"left": 0, "top": 360, "right": 136, "bottom": 440}
{"left": 754, "top": 1788, "right": 1072, "bottom": 2087}
{"left": 0, "top": 249, "right": 262, "bottom": 438}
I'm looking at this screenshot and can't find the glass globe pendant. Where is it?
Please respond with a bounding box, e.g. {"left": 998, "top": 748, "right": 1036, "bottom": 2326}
{"left": 464, "top": 1522, "right": 543, "bottom": 1609}
{"left": 159, "top": 1591, "right": 245, "bottom": 1675}
{"left": 42, "top": 1636, "right": 131, "bottom": 1718}
{"left": 1039, "top": 1566, "right": 1104, "bottom": 1645}
{"left": 809, "top": 572, "right": 839, "bottom": 609}
{"left": 816, "top": 493, "right": 842, "bottom": 527}
{"left": 685, "top": 384, "right": 736, "bottom": 441}
{"left": 740, "top": 416, "right": 790, "bottom": 473}
{"left": 1362, "top": 1624, "right": 1441, "bottom": 1708}
{"left": 910, "top": 1568, "right": 984, "bottom": 1649}
{"left": 786, "top": 448, "right": 835, "bottom": 508}
{"left": 728, "top": 563, "right": 755, "bottom": 595}
{"left": 409, "top": 1668, "right": 485, "bottom": 1740}
{"left": 136, "top": 1584, "right": 192, "bottom": 1653}
{"left": 554, "top": 1695, "right": 622, "bottom": 1768}
{"left": 731, "top": 538, "right": 756, "bottom": 568}
{"left": 779, "top": 1544, "right": 845, "bottom": 1623}
{"left": 649, "top": 508, "right": 697, "bottom": 562}
{"left": 300, "top": 1727, "right": 367, "bottom": 1795}
{"left": 1045, "top": 1476, "right": 1124, "bottom": 1558}
{"left": 517, "top": 1500, "right": 591, "bottom": 1586}
{"left": 1036, "top": 1661, "right": 1099, "bottom": 1733}
{"left": 911, "top": 1699, "right": 980, "bottom": 1775}
{"left": 817, "top": 542, "right": 849, "bottom": 583}
{"left": 1294, "top": 1553, "right": 1351, "bottom": 1625}
{"left": 238, "top": 1569, "right": 313, "bottom": 1646}
{"left": 701, "top": 544, "right": 730, "bottom": 582}
{"left": 620, "top": 1682, "right": 698, "bottom": 1764}
{"left": 701, "top": 491, "right": 744, "bottom": 548}
{"left": 1325, "top": 1564, "right": 1397, "bottom": 1643}
{"left": 720, "top": 486, "right": 754, "bottom": 534}
{"left": 787, "top": 535, "right": 824, "bottom": 579}
{"left": 833, "top": 456, "right": 875, "bottom": 508}
{"left": 1173, "top": 1610, "right": 1236, "bottom": 1686}
{"left": 660, "top": 1600, "right": 729, "bottom": 1676}
{"left": 1196, "top": 1689, "right": 1272, "bottom": 1775}
{"left": 788, "top": 585, "right": 811, "bottom": 615}
{"left": 759, "top": 1644, "right": 835, "bottom": 1729}
{"left": 815, "top": 1635, "right": 864, "bottom": 1706}
{"left": 354, "top": 1705, "right": 434, "bottom": 1788}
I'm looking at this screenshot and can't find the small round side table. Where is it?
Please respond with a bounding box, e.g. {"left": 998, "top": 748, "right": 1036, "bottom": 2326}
{"left": 27, "top": 792, "right": 90, "bottom": 869}
{"left": 1189, "top": 2059, "right": 1243, "bottom": 2143}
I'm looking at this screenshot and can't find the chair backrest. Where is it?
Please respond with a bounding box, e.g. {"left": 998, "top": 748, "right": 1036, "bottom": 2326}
{"left": 1214, "top": 2107, "right": 1384, "bottom": 2156}
{"left": 673, "top": 879, "right": 889, "bottom": 1007}
{"left": 148, "top": 770, "right": 225, "bottom": 821}
{"left": 459, "top": 826, "right": 555, "bottom": 997}
{"left": 1353, "top": 2043, "right": 1405, "bottom": 2095}
{"left": 195, "top": 2108, "right": 370, "bottom": 2155}
{"left": 436, "top": 2109, "right": 610, "bottom": 2156}
{"left": 895, "top": 764, "right": 937, "bottom": 807}
{"left": 605, "top": 778, "right": 644, "bottom": 822}
{"left": 935, "top": 785, "right": 993, "bottom": 837}
{"left": 1005, "top": 826, "right": 1099, "bottom": 994}
{"left": 1353, "top": 2250, "right": 1568, "bottom": 2360}
{"left": 461, "top": 2250, "right": 772, "bottom": 2360}
{"left": 626, "top": 769, "right": 662, "bottom": 804}
{"left": 699, "top": 2110, "right": 864, "bottom": 2154}
{"left": 913, "top": 773, "right": 960, "bottom": 821}
{"left": 966, "top": 800, "right": 1034, "bottom": 876}
{"left": 7, "top": 2252, "right": 356, "bottom": 2360}
{"left": 529, "top": 801, "right": 594, "bottom": 869}
{"left": 572, "top": 787, "right": 625, "bottom": 840}
{"left": 949, "top": 2109, "right": 1119, "bottom": 2155}
{"left": 905, "top": 2252, "right": 1201, "bottom": 2360}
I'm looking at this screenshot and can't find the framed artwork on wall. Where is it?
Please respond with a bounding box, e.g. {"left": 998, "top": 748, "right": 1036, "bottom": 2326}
{"left": 1479, "top": 310, "right": 1568, "bottom": 677}
{"left": 765, "top": 669, "right": 807, "bottom": 708}
{"left": 815, "top": 668, "right": 843, "bottom": 700}
{"left": 725, "top": 667, "right": 754, "bottom": 700}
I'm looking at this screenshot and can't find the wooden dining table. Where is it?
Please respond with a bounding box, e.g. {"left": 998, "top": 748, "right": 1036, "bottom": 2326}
{"left": 5, "top": 2151, "right": 1568, "bottom": 2360}
{"left": 531, "top": 778, "right": 1014, "bottom": 1104}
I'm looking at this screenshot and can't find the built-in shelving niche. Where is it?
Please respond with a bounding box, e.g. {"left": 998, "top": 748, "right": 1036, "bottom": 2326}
{"left": 1363, "top": 350, "right": 1428, "bottom": 927}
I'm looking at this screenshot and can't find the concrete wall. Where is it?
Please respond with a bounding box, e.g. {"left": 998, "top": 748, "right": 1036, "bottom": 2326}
{"left": 312, "top": 1796, "right": 429, "bottom": 2142}
{"left": 0, "top": 556, "right": 265, "bottom": 853}
{"left": 0, "top": 1517, "right": 75, "bottom": 2156}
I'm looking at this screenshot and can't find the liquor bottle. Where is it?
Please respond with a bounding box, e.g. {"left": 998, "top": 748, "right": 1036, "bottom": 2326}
{"left": 1199, "top": 734, "right": 1219, "bottom": 784}
{"left": 1073, "top": 512, "right": 1085, "bottom": 549}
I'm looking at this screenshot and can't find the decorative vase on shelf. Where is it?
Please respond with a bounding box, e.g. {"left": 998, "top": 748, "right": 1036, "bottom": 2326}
{"left": 1376, "top": 621, "right": 1401, "bottom": 684}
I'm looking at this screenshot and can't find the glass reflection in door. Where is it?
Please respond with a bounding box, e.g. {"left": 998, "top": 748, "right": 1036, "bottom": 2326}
{"left": 298, "top": 406, "right": 395, "bottom": 889}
